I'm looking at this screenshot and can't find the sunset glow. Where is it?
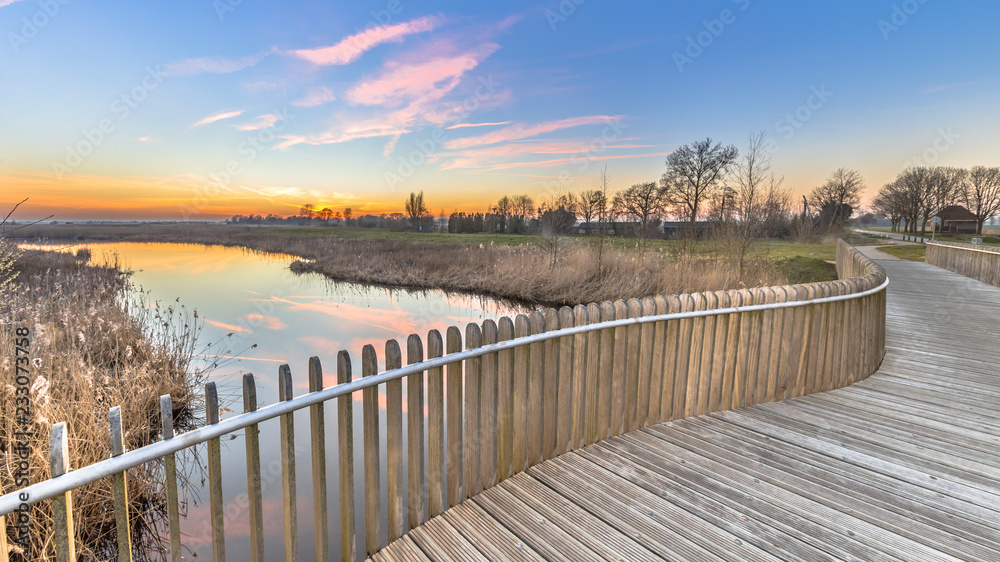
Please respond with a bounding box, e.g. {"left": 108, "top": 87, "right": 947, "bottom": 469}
{"left": 2, "top": 1, "right": 998, "bottom": 220}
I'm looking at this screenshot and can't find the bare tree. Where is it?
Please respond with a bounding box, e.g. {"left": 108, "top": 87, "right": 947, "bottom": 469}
{"left": 595, "top": 164, "right": 613, "bottom": 274}
{"left": 961, "top": 166, "right": 1000, "bottom": 234}
{"left": 539, "top": 192, "right": 578, "bottom": 266}
{"left": 299, "top": 203, "right": 315, "bottom": 219}
{"left": 613, "top": 181, "right": 668, "bottom": 251}
{"left": 405, "top": 191, "right": 430, "bottom": 230}
{"left": 661, "top": 138, "right": 739, "bottom": 226}
{"left": 509, "top": 194, "right": 535, "bottom": 234}
{"left": 725, "top": 132, "right": 787, "bottom": 278}
{"left": 317, "top": 207, "right": 334, "bottom": 222}
{"left": 493, "top": 195, "right": 513, "bottom": 233}
{"left": 809, "top": 168, "right": 865, "bottom": 231}
{"left": 578, "top": 189, "right": 606, "bottom": 235}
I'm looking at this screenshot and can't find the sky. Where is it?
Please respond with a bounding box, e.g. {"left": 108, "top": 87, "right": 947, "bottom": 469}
{"left": 1, "top": 0, "right": 998, "bottom": 221}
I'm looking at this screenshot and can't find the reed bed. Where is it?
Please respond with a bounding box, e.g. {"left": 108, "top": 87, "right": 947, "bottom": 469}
{"left": 15, "top": 224, "right": 788, "bottom": 306}
{"left": 1, "top": 247, "right": 206, "bottom": 561}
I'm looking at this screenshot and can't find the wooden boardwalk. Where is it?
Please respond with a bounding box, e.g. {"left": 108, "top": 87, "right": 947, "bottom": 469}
{"left": 372, "top": 251, "right": 1000, "bottom": 561}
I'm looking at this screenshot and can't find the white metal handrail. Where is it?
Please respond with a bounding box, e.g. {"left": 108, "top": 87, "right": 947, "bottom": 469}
{"left": 0, "top": 275, "right": 888, "bottom": 515}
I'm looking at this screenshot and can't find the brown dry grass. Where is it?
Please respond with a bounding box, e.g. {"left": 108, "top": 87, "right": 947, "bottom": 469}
{"left": 16, "top": 224, "right": 788, "bottom": 306}
{"left": 1, "top": 247, "right": 206, "bottom": 561}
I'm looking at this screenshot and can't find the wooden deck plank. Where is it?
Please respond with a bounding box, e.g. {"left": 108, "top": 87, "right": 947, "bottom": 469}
{"left": 441, "top": 501, "right": 544, "bottom": 561}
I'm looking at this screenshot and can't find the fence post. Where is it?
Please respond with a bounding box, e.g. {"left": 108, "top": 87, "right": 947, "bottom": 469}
{"left": 205, "top": 382, "right": 225, "bottom": 562}
{"left": 337, "top": 351, "right": 357, "bottom": 562}
{"left": 527, "top": 311, "right": 545, "bottom": 466}
{"left": 480, "top": 319, "right": 499, "bottom": 492}
{"left": 406, "top": 334, "right": 428, "bottom": 528}
{"left": 512, "top": 315, "right": 530, "bottom": 475}
{"left": 277, "top": 365, "right": 298, "bottom": 562}
{"left": 307, "top": 357, "right": 329, "bottom": 562}
{"left": 464, "top": 323, "right": 482, "bottom": 498}
{"left": 160, "top": 396, "right": 182, "bottom": 562}
{"left": 385, "top": 340, "right": 405, "bottom": 542}
{"left": 583, "top": 303, "right": 602, "bottom": 446}
{"left": 542, "top": 308, "right": 559, "bottom": 461}
{"left": 556, "top": 306, "right": 575, "bottom": 456}
{"left": 446, "top": 326, "right": 464, "bottom": 506}
{"left": 426, "top": 330, "right": 446, "bottom": 517}
{"left": 242, "top": 375, "right": 265, "bottom": 562}
{"left": 109, "top": 406, "right": 133, "bottom": 562}
{"left": 496, "top": 318, "right": 516, "bottom": 481}
{"left": 50, "top": 422, "right": 75, "bottom": 562}
{"left": 362, "top": 345, "right": 382, "bottom": 555}
{"left": 570, "top": 305, "right": 589, "bottom": 450}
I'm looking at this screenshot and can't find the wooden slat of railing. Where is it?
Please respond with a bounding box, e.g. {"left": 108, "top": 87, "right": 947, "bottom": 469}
{"left": 205, "top": 382, "right": 225, "bottom": 562}
{"left": 542, "top": 308, "right": 560, "bottom": 461}
{"left": 596, "top": 302, "right": 615, "bottom": 440}
{"left": 337, "top": 351, "right": 357, "bottom": 562}
{"left": 806, "top": 284, "right": 827, "bottom": 395}
{"left": 446, "top": 326, "right": 464, "bottom": 506}
{"left": 720, "top": 290, "right": 742, "bottom": 411}
{"left": 707, "top": 291, "right": 729, "bottom": 413}
{"left": 679, "top": 293, "right": 700, "bottom": 418}
{"left": 671, "top": 294, "right": 694, "bottom": 419}
{"left": 647, "top": 296, "right": 668, "bottom": 424}
{"left": 583, "top": 302, "right": 602, "bottom": 446}
{"left": 636, "top": 297, "right": 655, "bottom": 429}
{"left": 773, "top": 287, "right": 796, "bottom": 401}
{"left": 688, "top": 293, "right": 719, "bottom": 416}
{"left": 755, "top": 288, "right": 776, "bottom": 405}
{"left": 765, "top": 288, "right": 786, "bottom": 402}
{"left": 512, "top": 314, "right": 530, "bottom": 474}
{"left": 426, "top": 330, "right": 445, "bottom": 517}
{"left": 361, "top": 345, "right": 382, "bottom": 555}
{"left": 622, "top": 299, "right": 641, "bottom": 433}
{"left": 795, "top": 284, "right": 818, "bottom": 398}
{"left": 570, "top": 304, "right": 589, "bottom": 450}
{"left": 50, "top": 422, "right": 75, "bottom": 562}
{"left": 556, "top": 306, "right": 575, "bottom": 456}
{"left": 818, "top": 283, "right": 836, "bottom": 393}
{"left": 526, "top": 311, "right": 545, "bottom": 466}
{"left": 385, "top": 340, "right": 405, "bottom": 542}
{"left": 307, "top": 357, "right": 329, "bottom": 562}
{"left": 159, "top": 396, "right": 182, "bottom": 562}
{"left": 747, "top": 289, "right": 768, "bottom": 407}
{"left": 277, "top": 364, "right": 298, "bottom": 562}
{"left": 242, "top": 375, "right": 265, "bottom": 562}
{"left": 407, "top": 334, "right": 427, "bottom": 528}
{"left": 464, "top": 323, "right": 483, "bottom": 499}
{"left": 481, "top": 320, "right": 499, "bottom": 491}
{"left": 659, "top": 295, "right": 682, "bottom": 422}
{"left": 109, "top": 406, "right": 133, "bottom": 562}
{"left": 496, "top": 318, "right": 515, "bottom": 481}
{"left": 609, "top": 300, "right": 629, "bottom": 437}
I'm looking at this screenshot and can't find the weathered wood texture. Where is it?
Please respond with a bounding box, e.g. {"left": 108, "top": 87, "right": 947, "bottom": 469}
{"left": 375, "top": 249, "right": 1000, "bottom": 561}
{"left": 926, "top": 241, "right": 1000, "bottom": 287}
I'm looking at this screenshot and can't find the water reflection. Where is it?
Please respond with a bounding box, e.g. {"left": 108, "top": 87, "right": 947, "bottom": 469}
{"left": 26, "top": 242, "right": 532, "bottom": 560}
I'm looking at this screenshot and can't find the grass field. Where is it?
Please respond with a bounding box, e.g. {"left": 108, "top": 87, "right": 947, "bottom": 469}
{"left": 865, "top": 226, "right": 1000, "bottom": 246}
{"left": 879, "top": 244, "right": 927, "bottom": 261}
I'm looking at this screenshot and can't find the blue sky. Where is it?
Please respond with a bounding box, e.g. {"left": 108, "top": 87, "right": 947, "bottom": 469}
{"left": 1, "top": 0, "right": 998, "bottom": 219}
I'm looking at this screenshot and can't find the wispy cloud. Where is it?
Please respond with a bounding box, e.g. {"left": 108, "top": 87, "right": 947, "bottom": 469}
{"left": 0, "top": 0, "right": 29, "bottom": 7}
{"left": 446, "top": 121, "right": 511, "bottom": 129}
{"left": 236, "top": 113, "right": 282, "bottom": 131}
{"left": 470, "top": 151, "right": 672, "bottom": 171}
{"left": 292, "top": 86, "right": 336, "bottom": 107}
{"left": 277, "top": 40, "right": 501, "bottom": 151}
{"left": 444, "top": 115, "right": 620, "bottom": 150}
{"left": 439, "top": 140, "right": 654, "bottom": 170}
{"left": 192, "top": 109, "right": 244, "bottom": 127}
{"left": 165, "top": 51, "right": 272, "bottom": 76}
{"left": 922, "top": 79, "right": 988, "bottom": 94}
{"left": 290, "top": 15, "right": 442, "bottom": 66}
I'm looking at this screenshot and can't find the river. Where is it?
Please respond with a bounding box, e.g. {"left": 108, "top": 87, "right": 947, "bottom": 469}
{"left": 29, "top": 241, "right": 530, "bottom": 560}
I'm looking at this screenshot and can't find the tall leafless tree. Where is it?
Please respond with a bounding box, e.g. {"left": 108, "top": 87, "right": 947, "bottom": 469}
{"left": 809, "top": 168, "right": 865, "bottom": 231}
{"left": 961, "top": 166, "right": 1000, "bottom": 234}
{"left": 405, "top": 191, "right": 430, "bottom": 230}
{"left": 661, "top": 137, "right": 738, "bottom": 226}
{"left": 725, "top": 132, "right": 787, "bottom": 278}
{"left": 613, "top": 181, "right": 668, "bottom": 251}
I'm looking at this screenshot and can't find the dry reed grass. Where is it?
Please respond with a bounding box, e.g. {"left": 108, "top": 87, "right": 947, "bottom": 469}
{"left": 1, "top": 248, "right": 206, "bottom": 561}
{"left": 16, "top": 224, "right": 787, "bottom": 306}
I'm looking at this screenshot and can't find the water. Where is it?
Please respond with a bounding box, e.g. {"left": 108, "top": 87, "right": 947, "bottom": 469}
{"left": 28, "top": 242, "right": 530, "bottom": 561}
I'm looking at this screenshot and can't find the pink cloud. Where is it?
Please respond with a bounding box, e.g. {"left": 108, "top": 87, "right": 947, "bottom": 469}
{"left": 235, "top": 114, "right": 282, "bottom": 131}
{"left": 204, "top": 318, "right": 251, "bottom": 334}
{"left": 165, "top": 52, "right": 269, "bottom": 76}
{"left": 446, "top": 121, "right": 511, "bottom": 129}
{"left": 290, "top": 16, "right": 442, "bottom": 66}
{"left": 292, "top": 86, "right": 336, "bottom": 107}
{"left": 192, "top": 109, "right": 244, "bottom": 127}
{"left": 444, "top": 115, "right": 622, "bottom": 150}
{"left": 243, "top": 314, "right": 288, "bottom": 330}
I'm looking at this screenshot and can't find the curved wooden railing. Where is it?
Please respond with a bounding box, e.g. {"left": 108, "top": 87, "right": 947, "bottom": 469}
{"left": 0, "top": 240, "right": 887, "bottom": 561}
{"left": 926, "top": 241, "right": 1000, "bottom": 287}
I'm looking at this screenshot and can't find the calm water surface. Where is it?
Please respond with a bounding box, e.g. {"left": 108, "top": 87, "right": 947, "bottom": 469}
{"left": 31, "top": 242, "right": 530, "bottom": 561}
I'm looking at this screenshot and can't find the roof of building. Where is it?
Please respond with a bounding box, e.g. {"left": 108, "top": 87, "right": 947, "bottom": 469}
{"left": 937, "top": 205, "right": 977, "bottom": 222}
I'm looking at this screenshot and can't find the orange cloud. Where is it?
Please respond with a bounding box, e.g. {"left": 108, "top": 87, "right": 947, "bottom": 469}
{"left": 244, "top": 314, "right": 288, "bottom": 331}
{"left": 291, "top": 16, "right": 442, "bottom": 66}
{"left": 204, "top": 318, "right": 252, "bottom": 334}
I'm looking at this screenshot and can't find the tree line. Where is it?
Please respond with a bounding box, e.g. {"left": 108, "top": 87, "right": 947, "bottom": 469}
{"left": 872, "top": 166, "right": 1000, "bottom": 235}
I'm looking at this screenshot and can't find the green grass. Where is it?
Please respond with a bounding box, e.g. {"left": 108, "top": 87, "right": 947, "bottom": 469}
{"left": 776, "top": 256, "right": 838, "bottom": 283}
{"left": 879, "top": 245, "right": 926, "bottom": 261}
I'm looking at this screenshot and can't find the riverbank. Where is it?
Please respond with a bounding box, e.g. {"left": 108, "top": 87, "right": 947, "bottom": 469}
{"left": 0, "top": 246, "right": 206, "bottom": 560}
{"left": 12, "top": 224, "right": 845, "bottom": 306}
